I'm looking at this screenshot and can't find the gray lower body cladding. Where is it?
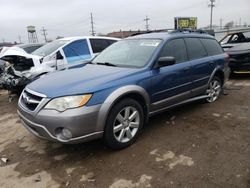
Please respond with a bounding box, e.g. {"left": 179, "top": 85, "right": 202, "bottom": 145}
{"left": 18, "top": 103, "right": 103, "bottom": 144}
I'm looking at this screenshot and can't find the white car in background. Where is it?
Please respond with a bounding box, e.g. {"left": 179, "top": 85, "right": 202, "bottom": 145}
{"left": 0, "top": 36, "right": 119, "bottom": 93}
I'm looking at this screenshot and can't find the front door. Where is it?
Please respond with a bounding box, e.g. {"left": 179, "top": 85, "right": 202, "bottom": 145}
{"left": 150, "top": 38, "right": 192, "bottom": 112}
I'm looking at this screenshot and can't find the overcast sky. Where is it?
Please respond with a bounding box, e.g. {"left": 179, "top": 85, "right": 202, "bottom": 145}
{"left": 0, "top": 0, "right": 249, "bottom": 43}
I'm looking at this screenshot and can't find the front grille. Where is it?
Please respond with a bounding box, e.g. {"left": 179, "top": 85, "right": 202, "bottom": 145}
{"left": 20, "top": 89, "right": 44, "bottom": 111}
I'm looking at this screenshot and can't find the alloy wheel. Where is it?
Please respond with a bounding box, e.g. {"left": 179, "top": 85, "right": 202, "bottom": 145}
{"left": 206, "top": 80, "right": 221, "bottom": 102}
{"left": 113, "top": 106, "right": 140, "bottom": 143}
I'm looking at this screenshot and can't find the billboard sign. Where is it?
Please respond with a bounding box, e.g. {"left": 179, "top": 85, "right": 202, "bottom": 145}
{"left": 174, "top": 17, "right": 197, "bottom": 29}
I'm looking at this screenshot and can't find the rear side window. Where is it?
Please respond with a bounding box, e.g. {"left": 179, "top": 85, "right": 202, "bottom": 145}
{"left": 200, "top": 38, "right": 224, "bottom": 55}
{"left": 63, "top": 39, "right": 90, "bottom": 57}
{"left": 160, "top": 38, "right": 188, "bottom": 63}
{"left": 90, "top": 39, "right": 117, "bottom": 53}
{"left": 184, "top": 38, "right": 207, "bottom": 60}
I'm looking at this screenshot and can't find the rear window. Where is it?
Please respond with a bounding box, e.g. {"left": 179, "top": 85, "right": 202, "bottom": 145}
{"left": 184, "top": 38, "right": 207, "bottom": 60}
{"left": 200, "top": 38, "right": 223, "bottom": 56}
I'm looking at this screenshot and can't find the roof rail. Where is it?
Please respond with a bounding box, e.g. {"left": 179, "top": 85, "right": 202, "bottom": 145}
{"left": 170, "top": 29, "right": 207, "bottom": 34}
{"left": 170, "top": 29, "right": 215, "bottom": 36}
{"left": 130, "top": 29, "right": 168, "bottom": 37}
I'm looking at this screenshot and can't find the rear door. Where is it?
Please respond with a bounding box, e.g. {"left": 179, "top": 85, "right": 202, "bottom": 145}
{"left": 150, "top": 38, "right": 192, "bottom": 111}
{"left": 184, "top": 37, "right": 214, "bottom": 93}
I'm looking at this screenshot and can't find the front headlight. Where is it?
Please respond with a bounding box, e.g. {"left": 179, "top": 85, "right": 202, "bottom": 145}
{"left": 44, "top": 94, "right": 92, "bottom": 112}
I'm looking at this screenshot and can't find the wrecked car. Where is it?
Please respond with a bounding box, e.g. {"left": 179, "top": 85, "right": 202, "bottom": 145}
{"left": 0, "top": 36, "right": 119, "bottom": 93}
{"left": 220, "top": 31, "right": 250, "bottom": 73}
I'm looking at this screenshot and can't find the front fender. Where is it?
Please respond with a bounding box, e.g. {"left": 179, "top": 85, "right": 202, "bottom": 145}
{"left": 96, "top": 85, "right": 150, "bottom": 132}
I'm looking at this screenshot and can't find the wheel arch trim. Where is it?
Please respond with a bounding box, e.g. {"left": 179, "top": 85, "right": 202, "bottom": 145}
{"left": 96, "top": 85, "right": 150, "bottom": 132}
{"left": 208, "top": 66, "right": 225, "bottom": 85}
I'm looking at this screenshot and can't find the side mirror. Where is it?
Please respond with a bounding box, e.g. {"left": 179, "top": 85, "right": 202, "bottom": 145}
{"left": 157, "top": 56, "right": 175, "bottom": 68}
{"left": 56, "top": 51, "right": 64, "bottom": 60}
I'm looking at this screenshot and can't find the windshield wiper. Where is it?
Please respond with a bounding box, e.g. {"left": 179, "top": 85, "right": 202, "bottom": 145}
{"left": 95, "top": 62, "right": 117, "bottom": 67}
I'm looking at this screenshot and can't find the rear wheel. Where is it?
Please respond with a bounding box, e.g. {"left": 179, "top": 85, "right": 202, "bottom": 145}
{"left": 206, "top": 76, "right": 222, "bottom": 103}
{"left": 104, "top": 98, "right": 144, "bottom": 150}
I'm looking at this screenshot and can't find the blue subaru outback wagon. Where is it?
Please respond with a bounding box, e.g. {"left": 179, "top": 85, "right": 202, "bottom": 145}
{"left": 18, "top": 31, "right": 230, "bottom": 149}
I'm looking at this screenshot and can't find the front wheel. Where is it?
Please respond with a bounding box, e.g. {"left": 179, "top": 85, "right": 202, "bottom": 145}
{"left": 104, "top": 98, "right": 144, "bottom": 150}
{"left": 206, "top": 76, "right": 222, "bottom": 103}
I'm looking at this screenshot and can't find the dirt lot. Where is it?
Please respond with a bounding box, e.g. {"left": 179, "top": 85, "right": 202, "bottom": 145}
{"left": 0, "top": 75, "right": 250, "bottom": 188}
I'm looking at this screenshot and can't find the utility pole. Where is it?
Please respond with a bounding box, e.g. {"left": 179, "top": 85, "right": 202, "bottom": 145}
{"left": 90, "top": 13, "right": 95, "bottom": 36}
{"left": 41, "top": 27, "right": 48, "bottom": 42}
{"left": 144, "top": 16, "right": 150, "bottom": 31}
{"left": 18, "top": 35, "right": 22, "bottom": 43}
{"left": 239, "top": 18, "right": 241, "bottom": 27}
{"left": 208, "top": 0, "right": 215, "bottom": 30}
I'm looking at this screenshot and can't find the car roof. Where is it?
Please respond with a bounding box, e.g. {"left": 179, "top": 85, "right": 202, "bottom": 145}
{"left": 58, "top": 36, "right": 120, "bottom": 42}
{"left": 128, "top": 31, "right": 215, "bottom": 41}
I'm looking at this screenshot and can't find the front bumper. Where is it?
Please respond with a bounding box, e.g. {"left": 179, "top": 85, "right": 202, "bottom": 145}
{"left": 18, "top": 102, "right": 103, "bottom": 144}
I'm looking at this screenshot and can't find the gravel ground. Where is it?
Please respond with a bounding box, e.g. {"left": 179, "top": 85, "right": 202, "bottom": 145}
{"left": 0, "top": 75, "right": 249, "bottom": 188}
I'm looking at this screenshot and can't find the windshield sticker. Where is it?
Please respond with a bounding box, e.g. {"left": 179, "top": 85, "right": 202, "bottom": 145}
{"left": 140, "top": 41, "right": 160, "bottom": 47}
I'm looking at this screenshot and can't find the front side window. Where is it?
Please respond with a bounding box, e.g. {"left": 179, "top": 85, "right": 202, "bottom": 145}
{"left": 160, "top": 38, "right": 188, "bottom": 63}
{"left": 184, "top": 38, "right": 207, "bottom": 60}
{"left": 92, "top": 39, "right": 162, "bottom": 68}
{"left": 63, "top": 39, "right": 91, "bottom": 63}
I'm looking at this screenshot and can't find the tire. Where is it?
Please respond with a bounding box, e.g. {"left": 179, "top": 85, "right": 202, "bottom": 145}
{"left": 206, "top": 76, "right": 222, "bottom": 103}
{"left": 104, "top": 98, "right": 144, "bottom": 150}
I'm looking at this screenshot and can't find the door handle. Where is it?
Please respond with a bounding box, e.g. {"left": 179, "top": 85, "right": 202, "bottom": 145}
{"left": 209, "top": 61, "right": 214, "bottom": 64}
{"left": 182, "top": 66, "right": 191, "bottom": 71}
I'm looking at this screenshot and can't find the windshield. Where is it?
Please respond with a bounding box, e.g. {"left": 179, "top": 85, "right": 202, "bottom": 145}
{"left": 92, "top": 39, "right": 162, "bottom": 68}
{"left": 32, "top": 40, "right": 69, "bottom": 57}
{"left": 220, "top": 31, "right": 250, "bottom": 44}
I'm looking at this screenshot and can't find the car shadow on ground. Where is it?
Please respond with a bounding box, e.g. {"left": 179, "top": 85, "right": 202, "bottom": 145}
{"left": 230, "top": 73, "right": 250, "bottom": 80}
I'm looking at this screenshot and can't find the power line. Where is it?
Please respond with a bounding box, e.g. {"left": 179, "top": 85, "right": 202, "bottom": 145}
{"left": 144, "top": 16, "right": 150, "bottom": 31}
{"left": 90, "top": 13, "right": 95, "bottom": 36}
{"left": 41, "top": 27, "right": 48, "bottom": 42}
{"left": 208, "top": 0, "right": 215, "bottom": 29}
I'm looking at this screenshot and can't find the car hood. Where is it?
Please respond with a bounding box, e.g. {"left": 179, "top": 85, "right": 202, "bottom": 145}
{"left": 0, "top": 46, "right": 42, "bottom": 66}
{"left": 222, "top": 42, "right": 250, "bottom": 54}
{"left": 27, "top": 64, "right": 140, "bottom": 98}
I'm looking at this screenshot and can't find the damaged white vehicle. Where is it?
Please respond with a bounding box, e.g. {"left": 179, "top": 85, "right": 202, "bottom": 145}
{"left": 0, "top": 36, "right": 119, "bottom": 93}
